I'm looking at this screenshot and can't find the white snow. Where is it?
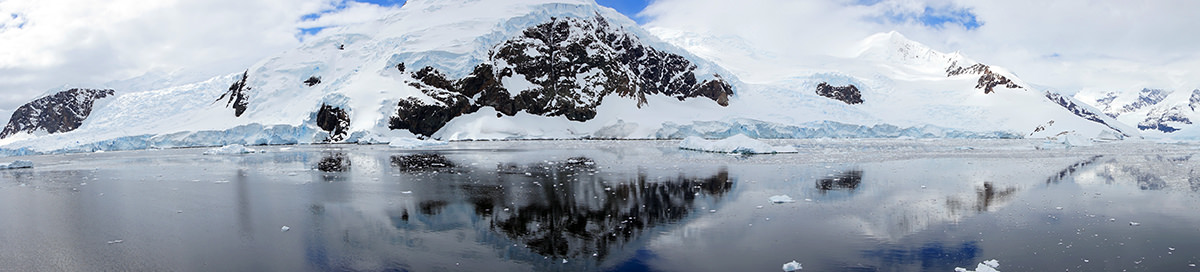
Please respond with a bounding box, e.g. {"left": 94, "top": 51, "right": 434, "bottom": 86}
{"left": 769, "top": 195, "right": 796, "bottom": 203}
{"left": 388, "top": 137, "right": 448, "bottom": 149}
{"left": 679, "top": 134, "right": 798, "bottom": 154}
{"left": 955, "top": 259, "right": 1000, "bottom": 272}
{"left": 203, "top": 144, "right": 262, "bottom": 155}
{"left": 782, "top": 260, "right": 802, "bottom": 271}
{"left": 0, "top": 160, "right": 33, "bottom": 169}
{"left": 0, "top": 0, "right": 1147, "bottom": 156}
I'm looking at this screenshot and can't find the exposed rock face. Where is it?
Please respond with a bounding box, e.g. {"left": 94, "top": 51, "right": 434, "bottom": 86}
{"left": 217, "top": 70, "right": 250, "bottom": 117}
{"left": 815, "top": 82, "right": 863, "bottom": 105}
{"left": 304, "top": 76, "right": 321, "bottom": 87}
{"left": 946, "top": 63, "right": 1021, "bottom": 94}
{"left": 1044, "top": 92, "right": 1131, "bottom": 137}
{"left": 390, "top": 15, "right": 734, "bottom": 137}
{"left": 1095, "top": 89, "right": 1171, "bottom": 118}
{"left": 315, "top": 104, "right": 350, "bottom": 142}
{"left": 1138, "top": 105, "right": 1192, "bottom": 133}
{"left": 0, "top": 88, "right": 115, "bottom": 139}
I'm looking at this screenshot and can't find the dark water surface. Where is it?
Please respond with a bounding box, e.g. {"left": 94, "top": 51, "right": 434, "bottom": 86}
{"left": 2, "top": 140, "right": 1200, "bottom": 271}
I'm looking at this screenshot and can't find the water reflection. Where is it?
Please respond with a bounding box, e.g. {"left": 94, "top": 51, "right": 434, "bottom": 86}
{"left": 316, "top": 153, "right": 350, "bottom": 173}
{"left": 1046, "top": 155, "right": 1103, "bottom": 184}
{"left": 947, "top": 182, "right": 1019, "bottom": 214}
{"left": 379, "top": 155, "right": 733, "bottom": 266}
{"left": 390, "top": 153, "right": 455, "bottom": 172}
{"left": 816, "top": 170, "right": 862, "bottom": 192}
{"left": 1051, "top": 154, "right": 1194, "bottom": 190}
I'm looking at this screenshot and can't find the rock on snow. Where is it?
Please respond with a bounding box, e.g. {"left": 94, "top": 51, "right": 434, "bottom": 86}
{"left": 679, "top": 134, "right": 798, "bottom": 154}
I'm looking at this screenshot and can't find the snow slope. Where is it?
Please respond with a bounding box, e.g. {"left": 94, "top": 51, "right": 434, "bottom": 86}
{"left": 0, "top": 0, "right": 1143, "bottom": 155}
{"left": 650, "top": 29, "right": 1140, "bottom": 141}
{"left": 1076, "top": 88, "right": 1200, "bottom": 139}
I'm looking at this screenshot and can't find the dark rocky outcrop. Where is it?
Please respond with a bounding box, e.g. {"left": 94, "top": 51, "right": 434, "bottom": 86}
{"left": 815, "top": 82, "right": 863, "bottom": 105}
{"left": 946, "top": 63, "right": 1021, "bottom": 94}
{"left": 0, "top": 88, "right": 115, "bottom": 139}
{"left": 315, "top": 104, "right": 350, "bottom": 142}
{"left": 1138, "top": 105, "right": 1191, "bottom": 133}
{"left": 217, "top": 70, "right": 250, "bottom": 117}
{"left": 304, "top": 76, "right": 321, "bottom": 87}
{"left": 389, "top": 15, "right": 734, "bottom": 137}
{"left": 1044, "top": 92, "right": 1131, "bottom": 137}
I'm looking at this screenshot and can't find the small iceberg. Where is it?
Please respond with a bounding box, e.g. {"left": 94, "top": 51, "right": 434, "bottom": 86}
{"left": 769, "top": 195, "right": 796, "bottom": 203}
{"left": 0, "top": 160, "right": 33, "bottom": 170}
{"left": 203, "top": 144, "right": 262, "bottom": 155}
{"left": 679, "top": 134, "right": 798, "bottom": 154}
{"left": 388, "top": 137, "right": 449, "bottom": 149}
{"left": 782, "top": 260, "right": 802, "bottom": 271}
{"left": 955, "top": 259, "right": 999, "bottom": 272}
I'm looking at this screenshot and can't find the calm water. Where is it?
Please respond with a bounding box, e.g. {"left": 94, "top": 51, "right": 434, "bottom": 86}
{"left": 2, "top": 140, "right": 1200, "bottom": 271}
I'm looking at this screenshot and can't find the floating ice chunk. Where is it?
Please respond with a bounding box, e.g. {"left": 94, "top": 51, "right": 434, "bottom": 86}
{"left": 769, "top": 195, "right": 796, "bottom": 203}
{"left": 782, "top": 260, "right": 802, "bottom": 271}
{"left": 679, "top": 134, "right": 798, "bottom": 154}
{"left": 281, "top": 226, "right": 290, "bottom": 232}
{"left": 0, "top": 160, "right": 33, "bottom": 169}
{"left": 203, "top": 144, "right": 261, "bottom": 155}
{"left": 955, "top": 259, "right": 999, "bottom": 272}
{"left": 388, "top": 137, "right": 448, "bottom": 149}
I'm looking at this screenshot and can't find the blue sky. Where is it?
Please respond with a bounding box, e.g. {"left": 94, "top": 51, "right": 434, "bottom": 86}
{"left": 329, "top": 0, "right": 978, "bottom": 29}
{"left": 300, "top": 0, "right": 652, "bottom": 36}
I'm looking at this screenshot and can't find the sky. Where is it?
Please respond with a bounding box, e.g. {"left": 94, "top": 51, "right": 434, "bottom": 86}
{"left": 1, "top": 0, "right": 1198, "bottom": 122}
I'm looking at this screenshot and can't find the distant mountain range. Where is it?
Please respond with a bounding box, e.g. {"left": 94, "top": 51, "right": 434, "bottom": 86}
{"left": 0, "top": 0, "right": 1154, "bottom": 155}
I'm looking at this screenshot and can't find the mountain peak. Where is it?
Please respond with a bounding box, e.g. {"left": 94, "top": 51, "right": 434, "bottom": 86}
{"left": 853, "top": 31, "right": 965, "bottom": 69}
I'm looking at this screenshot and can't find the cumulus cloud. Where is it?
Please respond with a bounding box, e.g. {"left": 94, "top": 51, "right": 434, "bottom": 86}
{"left": 0, "top": 0, "right": 400, "bottom": 123}
{"left": 641, "top": 0, "right": 1200, "bottom": 95}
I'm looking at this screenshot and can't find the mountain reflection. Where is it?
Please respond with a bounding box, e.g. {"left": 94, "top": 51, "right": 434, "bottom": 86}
{"left": 391, "top": 153, "right": 456, "bottom": 172}
{"left": 390, "top": 154, "right": 733, "bottom": 262}
{"left": 316, "top": 153, "right": 350, "bottom": 172}
{"left": 947, "top": 182, "right": 1019, "bottom": 214}
{"left": 816, "top": 170, "right": 862, "bottom": 192}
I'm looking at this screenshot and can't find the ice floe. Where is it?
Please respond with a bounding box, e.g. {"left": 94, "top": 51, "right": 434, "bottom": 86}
{"left": 0, "top": 160, "right": 33, "bottom": 169}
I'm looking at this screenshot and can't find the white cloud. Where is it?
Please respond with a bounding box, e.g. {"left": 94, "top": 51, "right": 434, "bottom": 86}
{"left": 642, "top": 0, "right": 1200, "bottom": 95}
{"left": 0, "top": 0, "right": 398, "bottom": 123}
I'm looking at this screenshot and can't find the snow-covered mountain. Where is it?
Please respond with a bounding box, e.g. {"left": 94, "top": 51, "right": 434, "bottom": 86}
{"left": 651, "top": 29, "right": 1138, "bottom": 140}
{"left": 0, "top": 0, "right": 1140, "bottom": 155}
{"left": 1078, "top": 88, "right": 1200, "bottom": 138}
